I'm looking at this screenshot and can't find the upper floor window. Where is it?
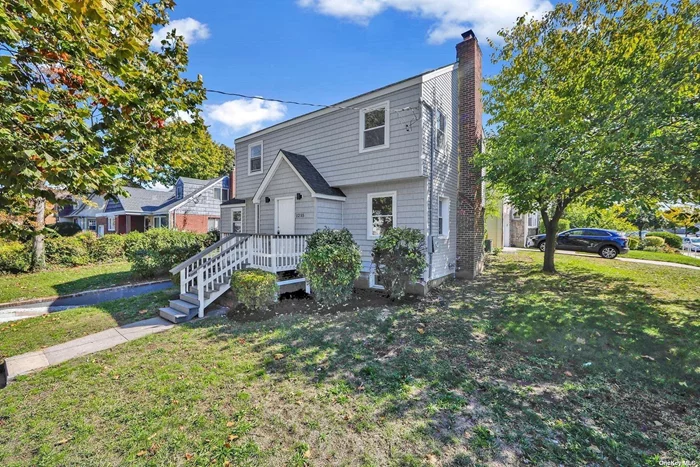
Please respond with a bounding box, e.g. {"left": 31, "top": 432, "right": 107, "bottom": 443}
{"left": 360, "top": 102, "right": 389, "bottom": 152}
{"left": 214, "top": 187, "right": 229, "bottom": 201}
{"left": 436, "top": 110, "right": 446, "bottom": 150}
{"left": 249, "top": 141, "right": 263, "bottom": 175}
{"left": 367, "top": 191, "right": 396, "bottom": 239}
{"left": 175, "top": 181, "right": 183, "bottom": 199}
{"left": 527, "top": 213, "right": 539, "bottom": 229}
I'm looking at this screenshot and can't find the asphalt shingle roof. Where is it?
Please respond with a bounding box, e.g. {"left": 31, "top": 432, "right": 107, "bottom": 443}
{"left": 280, "top": 150, "right": 345, "bottom": 198}
{"left": 118, "top": 187, "right": 174, "bottom": 213}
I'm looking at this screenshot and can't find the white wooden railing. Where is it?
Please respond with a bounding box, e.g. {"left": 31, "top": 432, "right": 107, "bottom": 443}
{"left": 249, "top": 234, "right": 308, "bottom": 273}
{"left": 170, "top": 233, "right": 250, "bottom": 296}
{"left": 170, "top": 233, "right": 309, "bottom": 317}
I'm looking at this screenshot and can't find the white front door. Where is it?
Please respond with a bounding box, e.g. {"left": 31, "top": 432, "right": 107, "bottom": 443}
{"left": 97, "top": 225, "right": 104, "bottom": 238}
{"left": 275, "top": 197, "right": 295, "bottom": 235}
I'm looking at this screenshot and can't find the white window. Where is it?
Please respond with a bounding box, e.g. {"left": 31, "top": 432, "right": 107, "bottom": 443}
{"left": 88, "top": 219, "right": 96, "bottom": 231}
{"left": 107, "top": 216, "right": 115, "bottom": 231}
{"left": 208, "top": 217, "right": 220, "bottom": 231}
{"left": 154, "top": 215, "right": 168, "bottom": 228}
{"left": 214, "top": 188, "right": 222, "bottom": 201}
{"left": 436, "top": 110, "right": 446, "bottom": 150}
{"left": 248, "top": 141, "right": 263, "bottom": 175}
{"left": 367, "top": 191, "right": 396, "bottom": 239}
{"left": 360, "top": 101, "right": 389, "bottom": 152}
{"left": 231, "top": 208, "right": 243, "bottom": 233}
{"left": 527, "top": 213, "right": 539, "bottom": 229}
{"left": 438, "top": 197, "right": 450, "bottom": 237}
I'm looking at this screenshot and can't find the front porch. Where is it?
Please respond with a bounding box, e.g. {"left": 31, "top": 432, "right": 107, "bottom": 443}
{"left": 160, "top": 233, "right": 309, "bottom": 323}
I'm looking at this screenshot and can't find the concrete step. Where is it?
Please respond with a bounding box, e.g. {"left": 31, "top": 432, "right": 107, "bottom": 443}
{"left": 170, "top": 299, "right": 198, "bottom": 314}
{"left": 187, "top": 287, "right": 211, "bottom": 299}
{"left": 179, "top": 292, "right": 200, "bottom": 306}
{"left": 159, "top": 307, "right": 190, "bottom": 324}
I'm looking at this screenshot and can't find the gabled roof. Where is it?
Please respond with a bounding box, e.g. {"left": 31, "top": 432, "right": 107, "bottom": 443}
{"left": 70, "top": 195, "right": 106, "bottom": 217}
{"left": 253, "top": 150, "right": 345, "bottom": 204}
{"left": 118, "top": 187, "right": 174, "bottom": 213}
{"left": 153, "top": 176, "right": 225, "bottom": 214}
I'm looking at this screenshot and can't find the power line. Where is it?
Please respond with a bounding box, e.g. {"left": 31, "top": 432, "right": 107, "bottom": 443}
{"left": 204, "top": 89, "right": 420, "bottom": 113}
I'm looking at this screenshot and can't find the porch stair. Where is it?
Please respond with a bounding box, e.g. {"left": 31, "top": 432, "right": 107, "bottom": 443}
{"left": 161, "top": 233, "right": 308, "bottom": 324}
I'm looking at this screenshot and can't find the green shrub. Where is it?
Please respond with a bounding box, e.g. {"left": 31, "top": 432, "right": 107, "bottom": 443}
{"left": 643, "top": 236, "right": 665, "bottom": 248}
{"left": 124, "top": 228, "right": 211, "bottom": 277}
{"left": 646, "top": 231, "right": 682, "bottom": 249}
{"left": 0, "top": 241, "right": 30, "bottom": 273}
{"left": 230, "top": 269, "right": 279, "bottom": 311}
{"left": 91, "top": 234, "right": 127, "bottom": 262}
{"left": 45, "top": 236, "right": 91, "bottom": 266}
{"left": 628, "top": 237, "right": 640, "bottom": 250}
{"left": 298, "top": 228, "right": 362, "bottom": 305}
{"left": 371, "top": 227, "right": 428, "bottom": 300}
{"left": 51, "top": 221, "right": 82, "bottom": 237}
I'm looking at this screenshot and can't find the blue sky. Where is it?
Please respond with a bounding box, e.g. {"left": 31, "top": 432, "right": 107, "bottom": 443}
{"left": 155, "top": 0, "right": 556, "bottom": 146}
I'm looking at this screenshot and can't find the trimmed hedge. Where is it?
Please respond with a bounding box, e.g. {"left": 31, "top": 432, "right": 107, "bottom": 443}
{"left": 231, "top": 269, "right": 278, "bottom": 311}
{"left": 298, "top": 228, "right": 362, "bottom": 305}
{"left": 45, "top": 235, "right": 91, "bottom": 266}
{"left": 628, "top": 237, "right": 640, "bottom": 250}
{"left": 51, "top": 222, "right": 82, "bottom": 237}
{"left": 91, "top": 234, "right": 127, "bottom": 262}
{"left": 646, "top": 231, "right": 682, "bottom": 249}
{"left": 0, "top": 241, "right": 30, "bottom": 273}
{"left": 372, "top": 227, "right": 427, "bottom": 300}
{"left": 643, "top": 236, "right": 665, "bottom": 248}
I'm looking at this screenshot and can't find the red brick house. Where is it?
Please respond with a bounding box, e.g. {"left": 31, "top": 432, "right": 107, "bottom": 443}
{"left": 96, "top": 176, "right": 230, "bottom": 236}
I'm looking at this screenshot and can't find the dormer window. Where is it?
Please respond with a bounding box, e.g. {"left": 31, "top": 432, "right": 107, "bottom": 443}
{"left": 175, "top": 181, "right": 183, "bottom": 199}
{"left": 360, "top": 101, "right": 390, "bottom": 152}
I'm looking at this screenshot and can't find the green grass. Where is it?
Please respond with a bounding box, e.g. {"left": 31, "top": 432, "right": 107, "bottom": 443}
{"left": 0, "top": 253, "right": 698, "bottom": 466}
{"left": 0, "top": 289, "right": 176, "bottom": 361}
{"left": 0, "top": 262, "right": 143, "bottom": 303}
{"left": 626, "top": 249, "right": 700, "bottom": 267}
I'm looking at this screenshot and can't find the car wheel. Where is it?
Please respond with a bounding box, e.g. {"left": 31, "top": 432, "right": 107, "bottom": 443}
{"left": 538, "top": 241, "right": 546, "bottom": 252}
{"left": 599, "top": 245, "right": 618, "bottom": 259}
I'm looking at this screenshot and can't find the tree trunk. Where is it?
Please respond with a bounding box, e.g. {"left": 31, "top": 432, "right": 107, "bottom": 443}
{"left": 31, "top": 197, "right": 46, "bottom": 271}
{"left": 541, "top": 207, "right": 564, "bottom": 274}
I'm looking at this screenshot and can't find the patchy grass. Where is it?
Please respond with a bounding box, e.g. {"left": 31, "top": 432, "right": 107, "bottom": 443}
{"left": 0, "top": 253, "right": 698, "bottom": 466}
{"left": 0, "top": 262, "right": 142, "bottom": 303}
{"left": 626, "top": 249, "right": 700, "bottom": 267}
{"left": 0, "top": 289, "right": 176, "bottom": 361}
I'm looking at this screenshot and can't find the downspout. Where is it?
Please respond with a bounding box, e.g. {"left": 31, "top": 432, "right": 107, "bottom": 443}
{"left": 423, "top": 100, "right": 435, "bottom": 281}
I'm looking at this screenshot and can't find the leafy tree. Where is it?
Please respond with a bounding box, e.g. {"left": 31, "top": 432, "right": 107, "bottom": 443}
{"left": 621, "top": 202, "right": 666, "bottom": 238}
{"left": 662, "top": 206, "right": 700, "bottom": 235}
{"left": 0, "top": 0, "right": 205, "bottom": 269}
{"left": 146, "top": 122, "right": 235, "bottom": 185}
{"left": 564, "top": 202, "right": 636, "bottom": 232}
{"left": 478, "top": 0, "right": 699, "bottom": 272}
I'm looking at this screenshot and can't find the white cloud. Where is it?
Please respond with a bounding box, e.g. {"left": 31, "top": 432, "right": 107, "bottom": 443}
{"left": 205, "top": 99, "right": 287, "bottom": 133}
{"left": 297, "top": 0, "right": 553, "bottom": 43}
{"left": 151, "top": 18, "right": 211, "bottom": 48}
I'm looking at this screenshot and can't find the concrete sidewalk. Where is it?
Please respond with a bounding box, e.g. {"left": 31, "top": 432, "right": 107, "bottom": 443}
{"left": 3, "top": 317, "right": 174, "bottom": 382}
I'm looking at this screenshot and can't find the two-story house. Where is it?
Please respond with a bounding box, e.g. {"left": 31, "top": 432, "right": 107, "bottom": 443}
{"left": 164, "top": 31, "right": 485, "bottom": 323}
{"left": 218, "top": 30, "right": 485, "bottom": 291}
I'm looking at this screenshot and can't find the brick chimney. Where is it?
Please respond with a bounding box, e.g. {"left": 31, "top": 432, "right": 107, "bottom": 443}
{"left": 455, "top": 30, "right": 485, "bottom": 279}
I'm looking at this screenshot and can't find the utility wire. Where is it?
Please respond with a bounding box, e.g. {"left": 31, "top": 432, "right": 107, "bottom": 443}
{"left": 205, "top": 89, "right": 420, "bottom": 113}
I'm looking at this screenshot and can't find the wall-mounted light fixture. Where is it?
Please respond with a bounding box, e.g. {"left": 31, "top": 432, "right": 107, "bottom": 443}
{"left": 296, "top": 193, "right": 302, "bottom": 200}
{"left": 265, "top": 197, "right": 270, "bottom": 203}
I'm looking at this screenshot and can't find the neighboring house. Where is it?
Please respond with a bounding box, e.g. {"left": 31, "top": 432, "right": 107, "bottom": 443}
{"left": 502, "top": 205, "right": 539, "bottom": 248}
{"left": 57, "top": 194, "right": 107, "bottom": 232}
{"left": 217, "top": 30, "right": 486, "bottom": 293}
{"left": 96, "top": 176, "right": 229, "bottom": 236}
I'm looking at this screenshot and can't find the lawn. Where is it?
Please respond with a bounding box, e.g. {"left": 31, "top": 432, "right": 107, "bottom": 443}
{"left": 0, "top": 253, "right": 698, "bottom": 466}
{"left": 626, "top": 249, "right": 700, "bottom": 267}
{"left": 0, "top": 262, "right": 145, "bottom": 303}
{"left": 0, "top": 288, "right": 176, "bottom": 362}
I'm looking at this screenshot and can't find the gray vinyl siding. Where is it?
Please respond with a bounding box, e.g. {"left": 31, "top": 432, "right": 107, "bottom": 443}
{"left": 234, "top": 84, "right": 423, "bottom": 199}
{"left": 171, "top": 180, "right": 223, "bottom": 217}
{"left": 422, "top": 68, "right": 459, "bottom": 280}
{"left": 257, "top": 160, "right": 315, "bottom": 234}
{"left": 315, "top": 198, "right": 343, "bottom": 230}
{"left": 339, "top": 178, "right": 426, "bottom": 271}
{"left": 220, "top": 204, "right": 246, "bottom": 235}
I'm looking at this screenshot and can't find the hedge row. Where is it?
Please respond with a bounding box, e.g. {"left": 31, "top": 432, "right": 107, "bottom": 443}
{"left": 0, "top": 229, "right": 218, "bottom": 276}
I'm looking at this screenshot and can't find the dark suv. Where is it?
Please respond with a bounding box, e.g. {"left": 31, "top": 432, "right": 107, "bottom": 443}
{"left": 527, "top": 228, "right": 630, "bottom": 259}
